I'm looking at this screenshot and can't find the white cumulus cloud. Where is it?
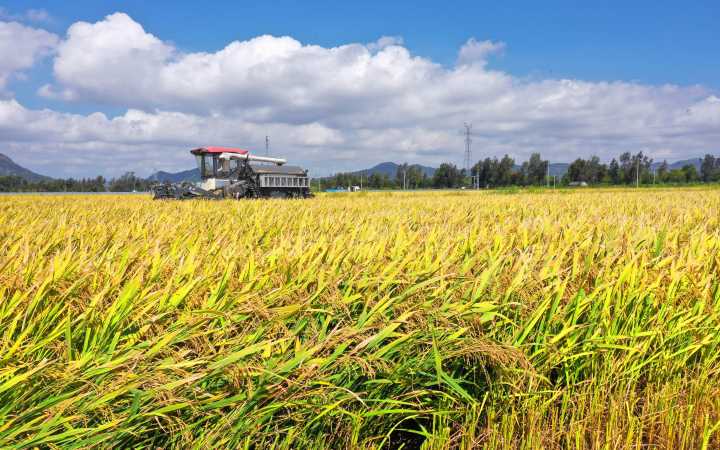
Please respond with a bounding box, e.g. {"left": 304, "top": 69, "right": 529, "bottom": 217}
{"left": 0, "top": 20, "right": 58, "bottom": 91}
{"left": 457, "top": 38, "right": 505, "bottom": 66}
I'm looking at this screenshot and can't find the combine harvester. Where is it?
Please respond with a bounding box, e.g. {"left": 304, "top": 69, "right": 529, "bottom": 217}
{"left": 152, "top": 146, "right": 313, "bottom": 199}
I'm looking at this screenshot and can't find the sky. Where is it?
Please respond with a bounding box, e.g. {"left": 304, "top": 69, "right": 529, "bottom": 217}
{"left": 0, "top": 1, "right": 719, "bottom": 178}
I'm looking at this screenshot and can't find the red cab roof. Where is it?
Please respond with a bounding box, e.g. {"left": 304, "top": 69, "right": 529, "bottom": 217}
{"left": 190, "top": 146, "right": 250, "bottom": 155}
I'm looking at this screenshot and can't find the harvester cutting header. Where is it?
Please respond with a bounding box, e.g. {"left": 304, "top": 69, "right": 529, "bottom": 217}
{"left": 152, "top": 146, "right": 313, "bottom": 199}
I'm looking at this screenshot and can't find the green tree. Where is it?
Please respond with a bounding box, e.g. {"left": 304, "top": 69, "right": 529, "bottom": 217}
{"left": 619, "top": 152, "right": 652, "bottom": 184}
{"left": 432, "top": 163, "right": 463, "bottom": 188}
{"left": 681, "top": 164, "right": 699, "bottom": 183}
{"left": 608, "top": 159, "right": 620, "bottom": 184}
{"left": 657, "top": 160, "right": 669, "bottom": 183}
{"left": 109, "top": 172, "right": 150, "bottom": 192}
{"left": 525, "top": 153, "right": 547, "bottom": 185}
{"left": 496, "top": 155, "right": 515, "bottom": 186}
{"left": 700, "top": 154, "right": 717, "bottom": 182}
{"left": 395, "top": 163, "right": 409, "bottom": 188}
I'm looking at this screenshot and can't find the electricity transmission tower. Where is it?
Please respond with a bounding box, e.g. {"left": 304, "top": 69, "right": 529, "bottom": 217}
{"left": 462, "top": 123, "right": 477, "bottom": 188}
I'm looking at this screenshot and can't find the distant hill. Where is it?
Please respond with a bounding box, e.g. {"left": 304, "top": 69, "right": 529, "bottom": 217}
{"left": 0, "top": 153, "right": 51, "bottom": 182}
{"left": 651, "top": 158, "right": 702, "bottom": 171}
{"left": 350, "top": 162, "right": 437, "bottom": 178}
{"left": 148, "top": 168, "right": 200, "bottom": 183}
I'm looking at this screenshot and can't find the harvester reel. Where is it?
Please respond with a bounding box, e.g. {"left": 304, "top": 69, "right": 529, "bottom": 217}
{"left": 151, "top": 182, "right": 219, "bottom": 200}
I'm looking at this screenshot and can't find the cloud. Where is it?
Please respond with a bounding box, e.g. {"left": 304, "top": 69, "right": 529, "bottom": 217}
{"left": 367, "top": 36, "right": 404, "bottom": 52}
{"left": 1, "top": 12, "right": 719, "bottom": 177}
{"left": 25, "top": 9, "right": 52, "bottom": 23}
{"left": 43, "top": 13, "right": 172, "bottom": 104}
{"left": 43, "top": 13, "right": 440, "bottom": 120}
{"left": 0, "top": 8, "right": 52, "bottom": 23}
{"left": 0, "top": 99, "right": 349, "bottom": 177}
{"left": 457, "top": 38, "right": 505, "bottom": 66}
{"left": 0, "top": 20, "right": 58, "bottom": 91}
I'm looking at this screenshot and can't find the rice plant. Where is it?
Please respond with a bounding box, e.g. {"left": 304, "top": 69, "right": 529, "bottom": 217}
{"left": 0, "top": 188, "right": 719, "bottom": 449}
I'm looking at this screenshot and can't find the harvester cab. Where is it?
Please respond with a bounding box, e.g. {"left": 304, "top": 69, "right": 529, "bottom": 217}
{"left": 151, "top": 146, "right": 313, "bottom": 200}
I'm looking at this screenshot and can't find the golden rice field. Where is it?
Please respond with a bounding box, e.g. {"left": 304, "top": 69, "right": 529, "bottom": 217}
{"left": 1, "top": 188, "right": 720, "bottom": 449}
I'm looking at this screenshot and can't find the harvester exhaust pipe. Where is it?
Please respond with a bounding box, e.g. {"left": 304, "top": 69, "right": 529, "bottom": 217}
{"left": 219, "top": 152, "right": 286, "bottom": 166}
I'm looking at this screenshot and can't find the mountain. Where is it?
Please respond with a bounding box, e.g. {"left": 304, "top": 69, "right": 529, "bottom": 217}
{"left": 651, "top": 158, "right": 702, "bottom": 171}
{"left": 147, "top": 168, "right": 200, "bottom": 183}
{"left": 0, "top": 153, "right": 51, "bottom": 182}
{"left": 350, "top": 162, "right": 436, "bottom": 178}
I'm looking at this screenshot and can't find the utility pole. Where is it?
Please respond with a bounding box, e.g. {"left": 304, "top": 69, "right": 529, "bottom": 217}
{"left": 462, "top": 123, "right": 472, "bottom": 188}
{"left": 403, "top": 169, "right": 407, "bottom": 190}
{"left": 265, "top": 136, "right": 269, "bottom": 156}
{"left": 636, "top": 157, "right": 640, "bottom": 188}
{"left": 653, "top": 167, "right": 656, "bottom": 185}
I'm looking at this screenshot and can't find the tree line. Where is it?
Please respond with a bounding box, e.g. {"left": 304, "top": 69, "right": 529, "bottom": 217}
{"left": 322, "top": 152, "right": 720, "bottom": 189}
{"left": 566, "top": 152, "right": 720, "bottom": 185}
{"left": 0, "top": 172, "right": 153, "bottom": 193}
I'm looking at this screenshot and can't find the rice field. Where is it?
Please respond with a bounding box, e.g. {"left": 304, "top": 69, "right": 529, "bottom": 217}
{"left": 1, "top": 188, "right": 719, "bottom": 449}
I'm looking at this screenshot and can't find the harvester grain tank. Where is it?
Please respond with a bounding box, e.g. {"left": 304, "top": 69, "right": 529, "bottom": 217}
{"left": 151, "top": 146, "right": 313, "bottom": 199}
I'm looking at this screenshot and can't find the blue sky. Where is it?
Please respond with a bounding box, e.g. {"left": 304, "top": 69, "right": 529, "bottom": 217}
{"left": 1, "top": 1, "right": 719, "bottom": 177}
